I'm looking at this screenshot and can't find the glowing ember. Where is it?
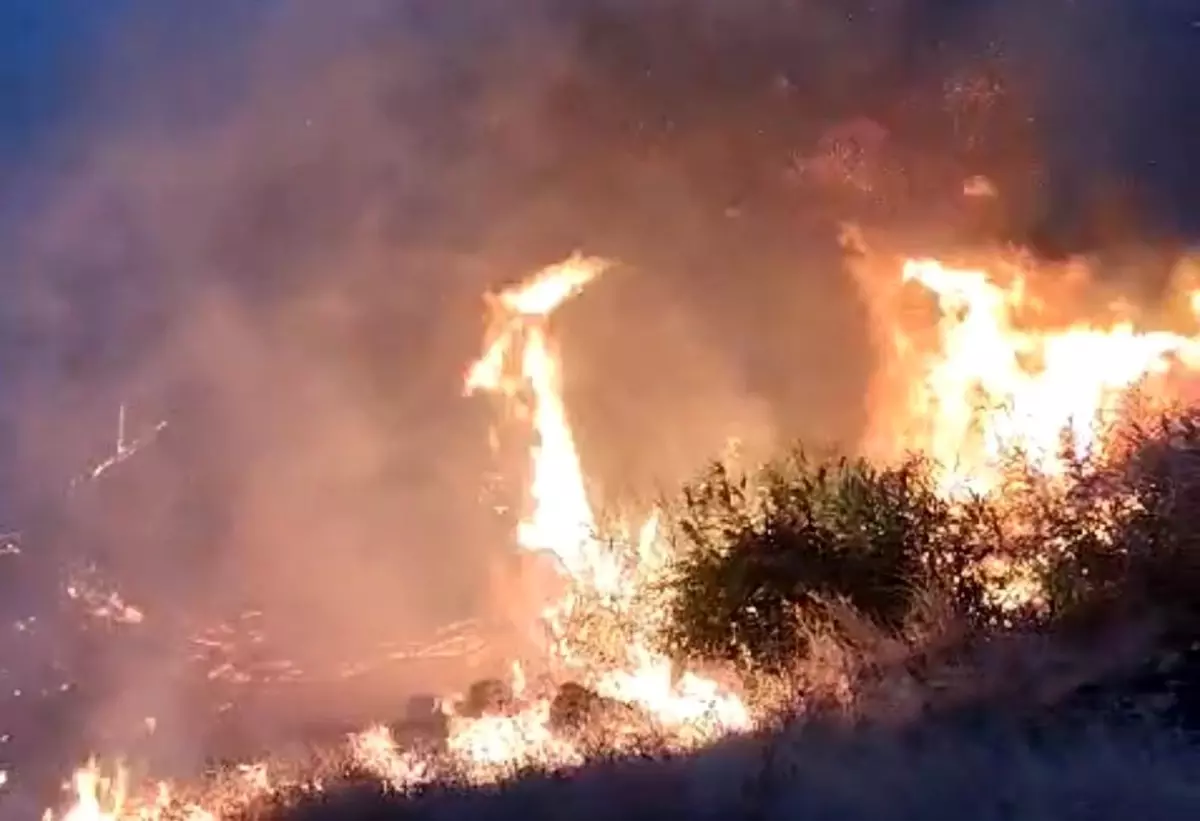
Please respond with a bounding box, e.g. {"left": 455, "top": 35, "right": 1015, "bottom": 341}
{"left": 65, "top": 582, "right": 145, "bottom": 627}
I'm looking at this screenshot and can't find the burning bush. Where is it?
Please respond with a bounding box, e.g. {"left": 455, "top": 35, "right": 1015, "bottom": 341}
{"left": 1038, "top": 408, "right": 1200, "bottom": 632}
{"left": 656, "top": 450, "right": 995, "bottom": 675}
{"left": 37, "top": 242, "right": 1200, "bottom": 818}
{"left": 658, "top": 409, "right": 1200, "bottom": 683}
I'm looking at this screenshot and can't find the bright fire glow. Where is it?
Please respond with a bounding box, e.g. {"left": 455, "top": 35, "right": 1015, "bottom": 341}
{"left": 49, "top": 246, "right": 1200, "bottom": 818}
{"left": 465, "top": 254, "right": 618, "bottom": 595}
{"left": 52, "top": 763, "right": 126, "bottom": 821}
{"left": 454, "top": 252, "right": 751, "bottom": 768}
{"left": 867, "top": 255, "right": 1200, "bottom": 498}
{"left": 48, "top": 253, "right": 749, "bottom": 818}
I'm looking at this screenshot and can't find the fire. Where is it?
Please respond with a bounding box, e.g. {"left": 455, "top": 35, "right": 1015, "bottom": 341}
{"left": 47, "top": 759, "right": 270, "bottom": 821}
{"left": 465, "top": 254, "right": 619, "bottom": 596}
{"left": 47, "top": 245, "right": 1200, "bottom": 818}
{"left": 50, "top": 763, "right": 127, "bottom": 821}
{"left": 457, "top": 252, "right": 750, "bottom": 763}
{"left": 348, "top": 726, "right": 431, "bottom": 791}
{"left": 867, "top": 255, "right": 1200, "bottom": 497}
{"left": 47, "top": 253, "right": 749, "bottom": 819}
{"left": 446, "top": 702, "right": 582, "bottom": 772}
{"left": 73, "top": 244, "right": 1200, "bottom": 816}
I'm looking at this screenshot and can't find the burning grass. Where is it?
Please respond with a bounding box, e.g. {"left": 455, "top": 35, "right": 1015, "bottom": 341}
{"left": 32, "top": 251, "right": 1200, "bottom": 819}
{"left": 236, "top": 411, "right": 1200, "bottom": 820}
{"left": 41, "top": 409, "right": 1200, "bottom": 820}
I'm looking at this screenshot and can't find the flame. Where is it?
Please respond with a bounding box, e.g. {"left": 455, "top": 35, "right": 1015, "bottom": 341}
{"left": 51, "top": 247, "right": 1200, "bottom": 818}
{"left": 867, "top": 255, "right": 1200, "bottom": 498}
{"left": 348, "top": 726, "right": 432, "bottom": 791}
{"left": 46, "top": 758, "right": 274, "bottom": 821}
{"left": 447, "top": 701, "right": 582, "bottom": 773}
{"left": 52, "top": 763, "right": 127, "bottom": 821}
{"left": 455, "top": 253, "right": 750, "bottom": 767}
{"left": 48, "top": 254, "right": 748, "bottom": 819}
{"left": 465, "top": 254, "right": 618, "bottom": 595}
{"left": 55, "top": 245, "right": 1200, "bottom": 818}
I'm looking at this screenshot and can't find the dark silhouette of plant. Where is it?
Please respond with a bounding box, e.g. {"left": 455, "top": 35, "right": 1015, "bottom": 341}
{"left": 657, "top": 449, "right": 993, "bottom": 674}
{"left": 658, "top": 409, "right": 1200, "bottom": 678}
{"left": 1040, "top": 407, "right": 1200, "bottom": 633}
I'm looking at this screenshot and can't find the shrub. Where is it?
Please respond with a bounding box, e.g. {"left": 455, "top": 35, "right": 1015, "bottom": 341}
{"left": 656, "top": 449, "right": 993, "bottom": 674}
{"left": 1040, "top": 408, "right": 1200, "bottom": 633}
{"left": 656, "top": 412, "right": 1200, "bottom": 678}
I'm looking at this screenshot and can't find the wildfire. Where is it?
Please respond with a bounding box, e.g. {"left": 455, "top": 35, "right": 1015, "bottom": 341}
{"left": 455, "top": 253, "right": 750, "bottom": 761}
{"left": 465, "top": 254, "right": 618, "bottom": 596}
{"left": 46, "top": 254, "right": 749, "bottom": 819}
{"left": 51, "top": 244, "right": 1200, "bottom": 819}
{"left": 863, "top": 254, "right": 1200, "bottom": 498}
{"left": 49, "top": 763, "right": 127, "bottom": 821}
{"left": 45, "top": 759, "right": 288, "bottom": 821}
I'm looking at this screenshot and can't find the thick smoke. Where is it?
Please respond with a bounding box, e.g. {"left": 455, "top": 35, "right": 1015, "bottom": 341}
{"left": 0, "top": 0, "right": 1195, "bottom": 785}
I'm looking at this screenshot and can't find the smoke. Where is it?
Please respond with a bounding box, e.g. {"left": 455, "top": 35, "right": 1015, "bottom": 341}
{"left": 0, "top": 0, "right": 1196, "bottom": 783}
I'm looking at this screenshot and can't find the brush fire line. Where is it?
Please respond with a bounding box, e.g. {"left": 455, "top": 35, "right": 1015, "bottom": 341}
{"left": 42, "top": 247, "right": 1200, "bottom": 819}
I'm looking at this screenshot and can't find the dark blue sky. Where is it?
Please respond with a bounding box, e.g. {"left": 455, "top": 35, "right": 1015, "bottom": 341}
{"left": 0, "top": 0, "right": 114, "bottom": 161}
{"left": 0, "top": 1, "right": 277, "bottom": 198}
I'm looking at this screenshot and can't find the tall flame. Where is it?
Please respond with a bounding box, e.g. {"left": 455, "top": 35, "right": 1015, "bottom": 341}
{"left": 53, "top": 763, "right": 126, "bottom": 821}
{"left": 459, "top": 253, "right": 750, "bottom": 760}
{"left": 465, "top": 255, "right": 618, "bottom": 594}
{"left": 868, "top": 256, "right": 1200, "bottom": 497}
{"left": 63, "top": 245, "right": 1200, "bottom": 817}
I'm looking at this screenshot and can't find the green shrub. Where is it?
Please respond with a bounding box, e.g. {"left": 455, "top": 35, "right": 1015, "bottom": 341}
{"left": 656, "top": 449, "right": 992, "bottom": 674}
{"left": 657, "top": 409, "right": 1200, "bottom": 678}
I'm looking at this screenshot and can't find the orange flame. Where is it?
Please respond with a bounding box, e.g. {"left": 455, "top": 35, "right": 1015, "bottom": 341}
{"left": 867, "top": 255, "right": 1200, "bottom": 497}
{"left": 54, "top": 763, "right": 126, "bottom": 821}
{"left": 465, "top": 254, "right": 617, "bottom": 594}
{"left": 456, "top": 254, "right": 751, "bottom": 766}
{"left": 53, "top": 245, "right": 1200, "bottom": 817}
{"left": 92, "top": 246, "right": 1200, "bottom": 814}
{"left": 50, "top": 254, "right": 750, "bottom": 818}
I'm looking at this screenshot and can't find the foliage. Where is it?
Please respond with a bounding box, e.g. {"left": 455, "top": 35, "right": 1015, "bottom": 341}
{"left": 656, "top": 449, "right": 994, "bottom": 674}
{"left": 1039, "top": 409, "right": 1200, "bottom": 632}
{"left": 657, "top": 409, "right": 1200, "bottom": 676}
